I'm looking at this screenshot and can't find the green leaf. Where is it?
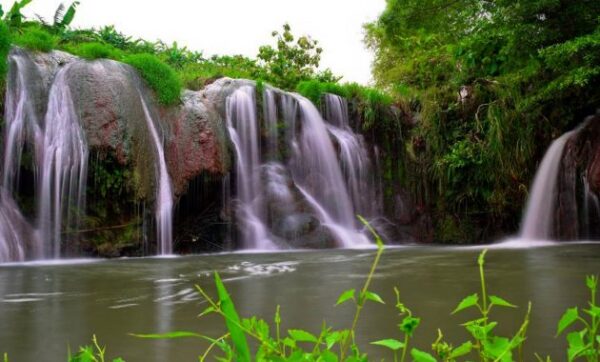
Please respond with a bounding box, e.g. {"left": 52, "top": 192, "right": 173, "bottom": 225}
{"left": 411, "top": 348, "right": 437, "bottom": 362}
{"left": 449, "top": 341, "right": 473, "bottom": 358}
{"left": 364, "top": 291, "right": 385, "bottom": 304}
{"left": 400, "top": 316, "right": 420, "bottom": 336}
{"left": 371, "top": 338, "right": 405, "bottom": 351}
{"left": 567, "top": 331, "right": 586, "bottom": 361}
{"left": 61, "top": 1, "right": 80, "bottom": 27}
{"left": 335, "top": 289, "right": 355, "bottom": 306}
{"left": 482, "top": 336, "right": 512, "bottom": 361}
{"left": 556, "top": 307, "right": 579, "bottom": 336}
{"left": 584, "top": 304, "right": 600, "bottom": 318}
{"left": 318, "top": 350, "right": 339, "bottom": 362}
{"left": 288, "top": 329, "right": 318, "bottom": 343}
{"left": 489, "top": 295, "right": 516, "bottom": 308}
{"left": 131, "top": 331, "right": 203, "bottom": 339}
{"left": 452, "top": 293, "right": 479, "bottom": 314}
{"left": 198, "top": 305, "right": 215, "bottom": 317}
{"left": 214, "top": 272, "right": 251, "bottom": 362}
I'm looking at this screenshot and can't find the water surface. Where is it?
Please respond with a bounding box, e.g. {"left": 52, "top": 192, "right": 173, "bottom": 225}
{"left": 1, "top": 244, "right": 599, "bottom": 361}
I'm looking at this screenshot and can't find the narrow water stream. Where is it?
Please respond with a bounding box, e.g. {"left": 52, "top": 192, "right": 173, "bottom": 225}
{"left": 1, "top": 243, "right": 599, "bottom": 361}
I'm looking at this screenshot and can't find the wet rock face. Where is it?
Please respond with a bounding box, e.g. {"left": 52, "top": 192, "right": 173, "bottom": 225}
{"left": 556, "top": 113, "right": 600, "bottom": 240}
{"left": 261, "top": 163, "right": 335, "bottom": 249}
{"left": 164, "top": 90, "right": 229, "bottom": 195}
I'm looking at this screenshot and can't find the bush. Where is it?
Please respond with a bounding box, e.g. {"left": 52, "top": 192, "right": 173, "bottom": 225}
{"left": 13, "top": 26, "right": 57, "bottom": 52}
{"left": 0, "top": 22, "right": 11, "bottom": 84}
{"left": 66, "top": 42, "right": 123, "bottom": 61}
{"left": 124, "top": 53, "right": 182, "bottom": 106}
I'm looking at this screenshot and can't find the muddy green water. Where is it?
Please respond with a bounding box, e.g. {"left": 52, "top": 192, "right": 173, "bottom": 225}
{"left": 1, "top": 243, "right": 599, "bottom": 361}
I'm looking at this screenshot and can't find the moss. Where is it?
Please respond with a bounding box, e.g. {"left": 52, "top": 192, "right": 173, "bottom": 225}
{"left": 124, "top": 53, "right": 182, "bottom": 106}
{"left": 65, "top": 42, "right": 123, "bottom": 61}
{"left": 13, "top": 26, "right": 57, "bottom": 52}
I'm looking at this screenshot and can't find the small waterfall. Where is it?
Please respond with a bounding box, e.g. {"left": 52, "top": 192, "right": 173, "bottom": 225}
{"left": 0, "top": 190, "right": 26, "bottom": 262}
{"left": 2, "top": 53, "right": 44, "bottom": 192}
{"left": 226, "top": 86, "right": 275, "bottom": 249}
{"left": 38, "top": 64, "right": 89, "bottom": 258}
{"left": 520, "top": 129, "right": 578, "bottom": 240}
{"left": 139, "top": 95, "right": 174, "bottom": 255}
{"left": 323, "top": 94, "right": 378, "bottom": 217}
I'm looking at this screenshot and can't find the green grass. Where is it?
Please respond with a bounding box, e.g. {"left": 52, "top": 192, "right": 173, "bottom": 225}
{"left": 13, "top": 26, "right": 57, "bottom": 53}
{"left": 65, "top": 42, "right": 123, "bottom": 61}
{"left": 124, "top": 53, "right": 182, "bottom": 106}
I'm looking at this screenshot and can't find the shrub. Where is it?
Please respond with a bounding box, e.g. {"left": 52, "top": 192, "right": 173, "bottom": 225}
{"left": 124, "top": 53, "right": 182, "bottom": 106}
{"left": 13, "top": 26, "right": 57, "bottom": 52}
{"left": 66, "top": 42, "right": 123, "bottom": 61}
{"left": 0, "top": 21, "right": 11, "bottom": 84}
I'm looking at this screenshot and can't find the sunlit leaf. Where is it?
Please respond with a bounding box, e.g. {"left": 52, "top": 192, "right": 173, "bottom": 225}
{"left": 452, "top": 293, "right": 479, "bottom": 314}
{"left": 214, "top": 272, "right": 251, "bottom": 362}
{"left": 132, "top": 331, "right": 203, "bottom": 339}
{"left": 489, "top": 295, "right": 516, "bottom": 308}
{"left": 335, "top": 289, "right": 355, "bottom": 306}
{"left": 288, "top": 329, "right": 318, "bottom": 343}
{"left": 364, "top": 291, "right": 385, "bottom": 304}
{"left": 556, "top": 307, "right": 578, "bottom": 336}
{"left": 449, "top": 341, "right": 473, "bottom": 358}
{"left": 371, "top": 338, "right": 405, "bottom": 351}
{"left": 411, "top": 348, "right": 437, "bottom": 362}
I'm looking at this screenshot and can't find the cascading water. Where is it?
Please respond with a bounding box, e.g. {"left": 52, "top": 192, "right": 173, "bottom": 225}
{"left": 0, "top": 52, "right": 42, "bottom": 262}
{"left": 225, "top": 84, "right": 371, "bottom": 248}
{"left": 139, "top": 94, "right": 174, "bottom": 255}
{"left": 322, "top": 94, "right": 379, "bottom": 217}
{"left": 38, "top": 64, "right": 89, "bottom": 258}
{"left": 226, "top": 86, "right": 275, "bottom": 249}
{"left": 520, "top": 129, "right": 579, "bottom": 240}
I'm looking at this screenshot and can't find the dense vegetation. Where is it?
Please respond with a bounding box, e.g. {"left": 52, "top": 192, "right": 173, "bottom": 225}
{"left": 1, "top": 0, "right": 599, "bottom": 243}
{"left": 365, "top": 0, "right": 600, "bottom": 242}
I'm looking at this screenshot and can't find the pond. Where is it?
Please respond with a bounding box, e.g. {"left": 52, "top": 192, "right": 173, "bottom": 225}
{"left": 1, "top": 242, "right": 599, "bottom": 361}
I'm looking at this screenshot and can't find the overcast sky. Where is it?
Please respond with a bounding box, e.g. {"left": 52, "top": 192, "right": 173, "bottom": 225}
{"left": 1, "top": 0, "right": 386, "bottom": 84}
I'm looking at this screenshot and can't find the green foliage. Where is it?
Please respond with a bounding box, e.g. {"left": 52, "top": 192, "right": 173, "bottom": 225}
{"left": 68, "top": 335, "right": 125, "bottom": 362}
{"left": 53, "top": 1, "right": 80, "bottom": 31}
{"left": 13, "top": 25, "right": 57, "bottom": 52}
{"left": 0, "top": 21, "right": 11, "bottom": 84}
{"left": 556, "top": 275, "right": 600, "bottom": 361}
{"left": 2, "top": 0, "right": 33, "bottom": 28}
{"left": 365, "top": 0, "right": 600, "bottom": 242}
{"left": 257, "top": 23, "right": 340, "bottom": 90}
{"left": 124, "top": 53, "right": 182, "bottom": 106}
{"left": 66, "top": 42, "right": 123, "bottom": 60}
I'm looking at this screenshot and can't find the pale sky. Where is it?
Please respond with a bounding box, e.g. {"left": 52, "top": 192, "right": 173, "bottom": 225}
{"left": 1, "top": 0, "right": 386, "bottom": 84}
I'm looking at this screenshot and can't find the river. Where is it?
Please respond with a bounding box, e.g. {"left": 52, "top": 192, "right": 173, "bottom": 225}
{"left": 1, "top": 243, "right": 599, "bottom": 361}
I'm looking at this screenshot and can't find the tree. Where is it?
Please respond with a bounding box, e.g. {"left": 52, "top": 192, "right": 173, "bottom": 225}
{"left": 257, "top": 23, "right": 338, "bottom": 90}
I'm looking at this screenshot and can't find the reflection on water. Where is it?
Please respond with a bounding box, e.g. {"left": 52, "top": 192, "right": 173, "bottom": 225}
{"left": 1, "top": 244, "right": 599, "bottom": 361}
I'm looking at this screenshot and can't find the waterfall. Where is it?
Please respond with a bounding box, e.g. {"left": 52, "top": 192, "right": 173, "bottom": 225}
{"left": 520, "top": 129, "right": 578, "bottom": 240}
{"left": 139, "top": 95, "right": 174, "bottom": 255}
{"left": 2, "top": 53, "right": 44, "bottom": 192}
{"left": 225, "top": 85, "right": 371, "bottom": 248}
{"left": 0, "top": 53, "right": 42, "bottom": 262}
{"left": 38, "top": 64, "right": 89, "bottom": 258}
{"left": 226, "top": 86, "right": 275, "bottom": 249}
{"left": 322, "top": 94, "right": 378, "bottom": 217}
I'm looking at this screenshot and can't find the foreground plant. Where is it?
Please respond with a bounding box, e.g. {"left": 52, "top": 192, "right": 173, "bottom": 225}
{"left": 555, "top": 275, "right": 600, "bottom": 361}
{"left": 431, "top": 250, "right": 531, "bottom": 362}
{"left": 68, "top": 335, "right": 125, "bottom": 362}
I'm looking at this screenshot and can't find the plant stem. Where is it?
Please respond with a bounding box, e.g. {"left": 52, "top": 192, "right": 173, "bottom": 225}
{"left": 340, "top": 242, "right": 384, "bottom": 360}
{"left": 400, "top": 334, "right": 409, "bottom": 362}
